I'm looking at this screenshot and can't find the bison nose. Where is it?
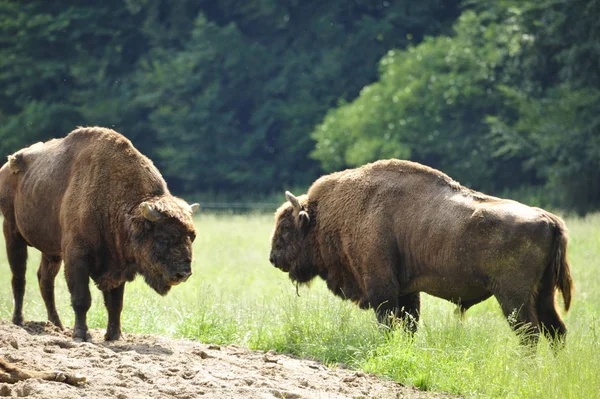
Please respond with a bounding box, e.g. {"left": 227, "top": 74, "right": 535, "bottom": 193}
{"left": 269, "top": 254, "right": 275, "bottom": 265}
{"left": 173, "top": 270, "right": 192, "bottom": 283}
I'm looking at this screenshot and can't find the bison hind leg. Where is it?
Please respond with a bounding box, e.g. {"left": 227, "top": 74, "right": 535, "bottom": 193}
{"left": 533, "top": 256, "right": 568, "bottom": 350}
{"left": 535, "top": 288, "right": 567, "bottom": 350}
{"left": 37, "top": 254, "right": 64, "bottom": 329}
{"left": 495, "top": 292, "right": 541, "bottom": 346}
{"left": 3, "top": 219, "right": 28, "bottom": 326}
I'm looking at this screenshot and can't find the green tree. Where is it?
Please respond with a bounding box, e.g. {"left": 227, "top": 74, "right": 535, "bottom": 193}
{"left": 486, "top": 0, "right": 600, "bottom": 213}
{"left": 0, "top": 0, "right": 462, "bottom": 197}
{"left": 132, "top": 0, "right": 460, "bottom": 194}
{"left": 0, "top": 1, "right": 147, "bottom": 155}
{"left": 312, "top": 0, "right": 600, "bottom": 213}
{"left": 311, "top": 9, "right": 538, "bottom": 192}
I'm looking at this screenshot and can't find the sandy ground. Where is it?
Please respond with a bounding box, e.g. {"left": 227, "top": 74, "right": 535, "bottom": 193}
{"left": 0, "top": 320, "right": 457, "bottom": 399}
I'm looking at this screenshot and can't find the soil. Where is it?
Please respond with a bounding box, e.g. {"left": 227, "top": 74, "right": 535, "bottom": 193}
{"left": 0, "top": 320, "right": 457, "bottom": 399}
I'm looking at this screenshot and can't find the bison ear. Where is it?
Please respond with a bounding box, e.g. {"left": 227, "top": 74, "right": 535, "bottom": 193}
{"left": 285, "top": 191, "right": 301, "bottom": 211}
{"left": 298, "top": 210, "right": 310, "bottom": 231}
{"left": 140, "top": 202, "right": 162, "bottom": 222}
{"left": 190, "top": 203, "right": 200, "bottom": 214}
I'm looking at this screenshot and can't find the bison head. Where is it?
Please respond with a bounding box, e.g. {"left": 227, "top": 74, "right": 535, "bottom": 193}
{"left": 269, "top": 191, "right": 318, "bottom": 284}
{"left": 133, "top": 197, "right": 199, "bottom": 295}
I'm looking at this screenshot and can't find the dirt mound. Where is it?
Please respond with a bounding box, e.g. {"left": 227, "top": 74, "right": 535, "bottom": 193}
{"left": 0, "top": 320, "right": 453, "bottom": 398}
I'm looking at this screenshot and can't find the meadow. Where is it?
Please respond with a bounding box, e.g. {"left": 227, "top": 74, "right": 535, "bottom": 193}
{"left": 1, "top": 212, "right": 598, "bottom": 399}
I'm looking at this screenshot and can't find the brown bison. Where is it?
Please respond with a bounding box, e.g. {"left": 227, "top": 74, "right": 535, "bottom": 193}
{"left": 0, "top": 127, "right": 199, "bottom": 342}
{"left": 269, "top": 159, "right": 573, "bottom": 345}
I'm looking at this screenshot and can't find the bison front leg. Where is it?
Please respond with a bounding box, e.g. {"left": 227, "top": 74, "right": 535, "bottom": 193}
{"left": 102, "top": 283, "right": 125, "bottom": 341}
{"left": 64, "top": 249, "right": 93, "bottom": 342}
{"left": 366, "top": 279, "right": 401, "bottom": 329}
{"left": 373, "top": 293, "right": 420, "bottom": 333}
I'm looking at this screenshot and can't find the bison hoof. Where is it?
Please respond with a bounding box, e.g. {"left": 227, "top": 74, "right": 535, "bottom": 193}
{"left": 12, "top": 314, "right": 24, "bottom": 326}
{"left": 73, "top": 328, "right": 92, "bottom": 343}
{"left": 49, "top": 316, "right": 64, "bottom": 330}
{"left": 51, "top": 321, "right": 65, "bottom": 330}
{"left": 104, "top": 330, "right": 122, "bottom": 341}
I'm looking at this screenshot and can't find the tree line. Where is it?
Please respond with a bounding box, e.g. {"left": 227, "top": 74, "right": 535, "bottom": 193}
{"left": 0, "top": 1, "right": 598, "bottom": 213}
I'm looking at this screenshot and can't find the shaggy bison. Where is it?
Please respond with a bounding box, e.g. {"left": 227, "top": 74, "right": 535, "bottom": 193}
{"left": 0, "top": 127, "right": 199, "bottom": 342}
{"left": 270, "top": 159, "right": 573, "bottom": 345}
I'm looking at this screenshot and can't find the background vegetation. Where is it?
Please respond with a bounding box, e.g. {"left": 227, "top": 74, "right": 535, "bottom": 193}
{"left": 2, "top": 2, "right": 599, "bottom": 397}
{"left": 1, "top": 213, "right": 598, "bottom": 398}
{"left": 1, "top": 0, "right": 598, "bottom": 213}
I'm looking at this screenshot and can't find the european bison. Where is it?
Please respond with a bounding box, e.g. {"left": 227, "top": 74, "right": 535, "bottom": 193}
{"left": 269, "top": 159, "right": 573, "bottom": 345}
{"left": 0, "top": 127, "right": 199, "bottom": 342}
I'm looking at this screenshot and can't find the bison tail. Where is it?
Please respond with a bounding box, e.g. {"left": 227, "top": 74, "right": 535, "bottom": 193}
{"left": 546, "top": 213, "right": 574, "bottom": 312}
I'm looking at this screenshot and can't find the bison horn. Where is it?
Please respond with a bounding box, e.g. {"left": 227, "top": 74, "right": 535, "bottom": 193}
{"left": 140, "top": 202, "right": 162, "bottom": 222}
{"left": 285, "top": 191, "right": 302, "bottom": 211}
{"left": 190, "top": 203, "right": 200, "bottom": 214}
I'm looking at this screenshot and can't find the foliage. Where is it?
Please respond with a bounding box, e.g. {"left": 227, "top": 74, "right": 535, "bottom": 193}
{"left": 0, "top": 0, "right": 148, "bottom": 154}
{"left": 312, "top": 9, "right": 540, "bottom": 192}
{"left": 1, "top": 0, "right": 598, "bottom": 211}
{"left": 312, "top": 0, "right": 600, "bottom": 212}
{"left": 0, "top": 0, "right": 459, "bottom": 195}
{"left": 486, "top": 0, "right": 600, "bottom": 213}
{"left": 489, "top": 86, "right": 600, "bottom": 214}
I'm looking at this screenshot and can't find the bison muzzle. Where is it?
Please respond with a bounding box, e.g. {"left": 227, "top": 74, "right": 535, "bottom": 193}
{"left": 270, "top": 159, "right": 574, "bottom": 346}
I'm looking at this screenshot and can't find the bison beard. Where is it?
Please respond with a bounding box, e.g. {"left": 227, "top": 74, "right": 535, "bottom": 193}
{"left": 270, "top": 159, "right": 574, "bottom": 346}
{"left": 0, "top": 127, "right": 199, "bottom": 342}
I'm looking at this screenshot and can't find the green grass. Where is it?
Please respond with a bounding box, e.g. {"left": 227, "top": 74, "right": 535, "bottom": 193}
{"left": 1, "top": 212, "right": 599, "bottom": 398}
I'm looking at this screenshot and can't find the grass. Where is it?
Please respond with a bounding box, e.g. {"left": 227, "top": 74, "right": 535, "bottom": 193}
{"left": 1, "top": 212, "right": 599, "bottom": 398}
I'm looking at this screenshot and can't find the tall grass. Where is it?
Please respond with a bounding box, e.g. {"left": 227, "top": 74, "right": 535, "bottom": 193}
{"left": 1, "top": 212, "right": 599, "bottom": 398}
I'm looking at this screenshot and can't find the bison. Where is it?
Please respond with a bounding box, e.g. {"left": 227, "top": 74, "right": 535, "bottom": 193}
{"left": 269, "top": 159, "right": 574, "bottom": 345}
{"left": 0, "top": 127, "right": 199, "bottom": 342}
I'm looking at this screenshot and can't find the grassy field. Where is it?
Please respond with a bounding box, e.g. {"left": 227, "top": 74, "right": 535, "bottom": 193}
{"left": 1, "top": 212, "right": 599, "bottom": 398}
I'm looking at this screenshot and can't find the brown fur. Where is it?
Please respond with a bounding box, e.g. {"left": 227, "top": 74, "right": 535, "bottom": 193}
{"left": 0, "top": 127, "right": 199, "bottom": 342}
{"left": 0, "top": 357, "right": 85, "bottom": 385}
{"left": 270, "top": 159, "right": 574, "bottom": 345}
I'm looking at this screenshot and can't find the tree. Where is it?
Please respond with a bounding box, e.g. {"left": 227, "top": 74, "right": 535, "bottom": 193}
{"left": 0, "top": 1, "right": 147, "bottom": 156}
{"left": 313, "top": 0, "right": 600, "bottom": 213}
{"left": 311, "top": 9, "right": 539, "bottom": 193}
{"left": 132, "top": 0, "right": 461, "bottom": 194}
{"left": 486, "top": 0, "right": 600, "bottom": 213}
{"left": 1, "top": 0, "right": 461, "bottom": 197}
